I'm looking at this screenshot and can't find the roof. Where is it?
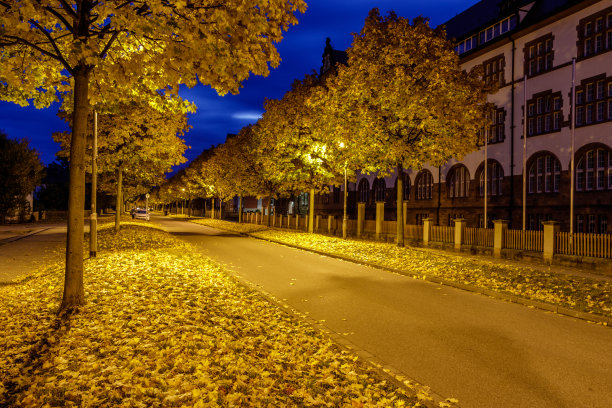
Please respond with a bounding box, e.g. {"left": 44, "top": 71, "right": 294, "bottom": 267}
{"left": 442, "top": 0, "right": 586, "bottom": 42}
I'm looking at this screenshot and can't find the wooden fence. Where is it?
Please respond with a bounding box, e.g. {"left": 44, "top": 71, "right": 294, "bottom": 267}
{"left": 404, "top": 224, "right": 423, "bottom": 240}
{"left": 431, "top": 225, "right": 454, "bottom": 243}
{"left": 556, "top": 232, "right": 612, "bottom": 258}
{"left": 504, "top": 229, "right": 543, "bottom": 252}
{"left": 464, "top": 227, "right": 494, "bottom": 247}
{"left": 242, "top": 213, "right": 611, "bottom": 260}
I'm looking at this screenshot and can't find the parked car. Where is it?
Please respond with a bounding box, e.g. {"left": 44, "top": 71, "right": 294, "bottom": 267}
{"left": 133, "top": 209, "right": 149, "bottom": 221}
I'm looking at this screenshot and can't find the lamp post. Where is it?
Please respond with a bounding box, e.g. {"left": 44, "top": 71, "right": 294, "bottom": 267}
{"left": 181, "top": 188, "right": 185, "bottom": 215}
{"left": 339, "top": 142, "right": 348, "bottom": 239}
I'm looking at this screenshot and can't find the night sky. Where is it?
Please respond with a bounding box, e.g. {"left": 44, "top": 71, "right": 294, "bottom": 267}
{"left": 0, "top": 0, "right": 478, "bottom": 167}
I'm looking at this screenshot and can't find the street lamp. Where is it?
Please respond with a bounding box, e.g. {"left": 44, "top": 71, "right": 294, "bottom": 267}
{"left": 339, "top": 142, "right": 348, "bottom": 239}
{"left": 181, "top": 188, "right": 185, "bottom": 215}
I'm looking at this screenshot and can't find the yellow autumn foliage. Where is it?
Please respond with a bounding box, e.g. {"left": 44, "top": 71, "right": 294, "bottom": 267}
{"left": 1, "top": 225, "right": 429, "bottom": 407}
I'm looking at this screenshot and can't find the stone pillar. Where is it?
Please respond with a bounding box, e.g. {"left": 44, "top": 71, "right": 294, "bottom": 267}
{"left": 272, "top": 213, "right": 276, "bottom": 227}
{"left": 375, "top": 201, "right": 384, "bottom": 240}
{"left": 295, "top": 214, "right": 299, "bottom": 229}
{"left": 423, "top": 218, "right": 432, "bottom": 245}
{"left": 357, "top": 202, "right": 365, "bottom": 238}
{"left": 454, "top": 218, "right": 466, "bottom": 250}
{"left": 493, "top": 219, "right": 508, "bottom": 258}
{"left": 542, "top": 220, "right": 559, "bottom": 264}
{"left": 316, "top": 215, "right": 321, "bottom": 232}
{"left": 328, "top": 215, "right": 335, "bottom": 234}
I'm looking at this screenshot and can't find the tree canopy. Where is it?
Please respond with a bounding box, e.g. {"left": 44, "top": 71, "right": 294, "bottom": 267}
{"left": 0, "top": 131, "right": 44, "bottom": 222}
{"left": 0, "top": 0, "right": 306, "bottom": 310}
{"left": 310, "top": 9, "right": 490, "bottom": 244}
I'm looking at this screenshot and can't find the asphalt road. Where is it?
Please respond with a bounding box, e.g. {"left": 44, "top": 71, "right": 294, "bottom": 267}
{"left": 168, "top": 217, "right": 612, "bottom": 406}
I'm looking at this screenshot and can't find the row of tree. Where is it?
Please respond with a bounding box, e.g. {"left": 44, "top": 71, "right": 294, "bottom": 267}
{"left": 1, "top": 0, "right": 307, "bottom": 311}
{"left": 158, "top": 10, "right": 493, "bottom": 245}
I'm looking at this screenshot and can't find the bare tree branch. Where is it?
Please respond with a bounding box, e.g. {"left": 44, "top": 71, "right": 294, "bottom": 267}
{"left": 99, "top": 30, "right": 119, "bottom": 58}
{"left": 28, "top": 20, "right": 74, "bottom": 73}
{"left": 42, "top": 4, "right": 75, "bottom": 32}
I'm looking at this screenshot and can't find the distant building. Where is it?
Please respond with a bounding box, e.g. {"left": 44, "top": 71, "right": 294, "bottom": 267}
{"left": 313, "top": 0, "right": 612, "bottom": 233}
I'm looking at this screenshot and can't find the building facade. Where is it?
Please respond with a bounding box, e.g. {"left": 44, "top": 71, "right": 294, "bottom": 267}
{"left": 313, "top": 0, "right": 611, "bottom": 233}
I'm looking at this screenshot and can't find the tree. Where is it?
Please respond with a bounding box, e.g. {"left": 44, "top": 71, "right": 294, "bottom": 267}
{"left": 311, "top": 9, "right": 490, "bottom": 246}
{"left": 35, "top": 158, "right": 70, "bottom": 211}
{"left": 0, "top": 131, "right": 44, "bottom": 223}
{"left": 1, "top": 0, "right": 305, "bottom": 310}
{"left": 54, "top": 101, "right": 189, "bottom": 230}
{"left": 255, "top": 74, "right": 344, "bottom": 232}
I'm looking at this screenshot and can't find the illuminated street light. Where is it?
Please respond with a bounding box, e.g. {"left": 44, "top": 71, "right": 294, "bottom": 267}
{"left": 181, "top": 188, "right": 186, "bottom": 215}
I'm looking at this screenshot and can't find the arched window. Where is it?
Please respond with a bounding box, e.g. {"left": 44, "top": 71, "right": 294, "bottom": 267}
{"left": 373, "top": 178, "right": 386, "bottom": 202}
{"left": 358, "top": 179, "right": 370, "bottom": 203}
{"left": 479, "top": 161, "right": 504, "bottom": 196}
{"left": 528, "top": 154, "right": 560, "bottom": 193}
{"left": 447, "top": 165, "right": 470, "bottom": 198}
{"left": 576, "top": 147, "right": 612, "bottom": 191}
{"left": 416, "top": 170, "right": 433, "bottom": 200}
{"left": 404, "top": 174, "right": 411, "bottom": 201}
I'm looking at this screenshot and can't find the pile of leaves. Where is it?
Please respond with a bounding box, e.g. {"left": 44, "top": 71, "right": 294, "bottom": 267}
{"left": 195, "top": 220, "right": 611, "bottom": 317}
{"left": 1, "top": 225, "right": 433, "bottom": 407}
{"left": 191, "top": 218, "right": 268, "bottom": 234}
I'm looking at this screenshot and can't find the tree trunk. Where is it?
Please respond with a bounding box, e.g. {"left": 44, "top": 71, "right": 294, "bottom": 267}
{"left": 60, "top": 68, "right": 90, "bottom": 311}
{"left": 308, "top": 188, "right": 315, "bottom": 233}
{"left": 115, "top": 167, "right": 122, "bottom": 232}
{"left": 238, "top": 196, "right": 243, "bottom": 223}
{"left": 396, "top": 164, "right": 404, "bottom": 247}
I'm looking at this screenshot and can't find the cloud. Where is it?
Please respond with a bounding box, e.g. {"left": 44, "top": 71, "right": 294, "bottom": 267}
{"left": 232, "top": 112, "right": 262, "bottom": 121}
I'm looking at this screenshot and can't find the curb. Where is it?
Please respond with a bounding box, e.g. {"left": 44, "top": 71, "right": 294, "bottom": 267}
{"left": 0, "top": 227, "right": 53, "bottom": 244}
{"left": 246, "top": 233, "right": 611, "bottom": 327}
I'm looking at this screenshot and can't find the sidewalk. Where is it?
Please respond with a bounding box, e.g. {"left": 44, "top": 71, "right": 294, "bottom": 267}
{"left": 0, "top": 224, "right": 66, "bottom": 283}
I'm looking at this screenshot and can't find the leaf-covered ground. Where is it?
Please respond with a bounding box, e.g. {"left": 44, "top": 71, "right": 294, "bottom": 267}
{"left": 1, "top": 225, "right": 434, "bottom": 407}
{"left": 190, "top": 218, "right": 267, "bottom": 234}
{"left": 191, "top": 219, "right": 611, "bottom": 318}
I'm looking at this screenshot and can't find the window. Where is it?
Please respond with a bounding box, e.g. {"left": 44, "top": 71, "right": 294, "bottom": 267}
{"left": 599, "top": 215, "right": 608, "bottom": 234}
{"left": 575, "top": 147, "right": 612, "bottom": 192}
{"left": 321, "top": 188, "right": 330, "bottom": 205}
{"left": 527, "top": 91, "right": 562, "bottom": 136}
{"left": 373, "top": 178, "right": 386, "bottom": 202}
{"left": 483, "top": 54, "right": 505, "bottom": 86}
{"left": 455, "top": 34, "right": 479, "bottom": 55}
{"left": 578, "top": 7, "right": 612, "bottom": 59}
{"left": 479, "top": 161, "right": 503, "bottom": 196}
{"left": 484, "top": 107, "right": 505, "bottom": 143}
{"left": 358, "top": 179, "right": 369, "bottom": 203}
{"left": 402, "top": 174, "right": 411, "bottom": 201}
{"left": 524, "top": 34, "right": 554, "bottom": 77}
{"left": 528, "top": 154, "right": 560, "bottom": 193}
{"left": 588, "top": 214, "right": 596, "bottom": 233}
{"left": 475, "top": 15, "right": 516, "bottom": 50}
{"left": 416, "top": 170, "right": 433, "bottom": 200}
{"left": 577, "top": 214, "right": 584, "bottom": 233}
{"left": 448, "top": 166, "right": 470, "bottom": 198}
{"left": 574, "top": 75, "right": 612, "bottom": 126}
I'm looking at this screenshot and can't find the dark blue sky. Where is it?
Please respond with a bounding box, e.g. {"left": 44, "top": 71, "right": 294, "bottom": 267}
{"left": 0, "top": 0, "right": 478, "bottom": 167}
